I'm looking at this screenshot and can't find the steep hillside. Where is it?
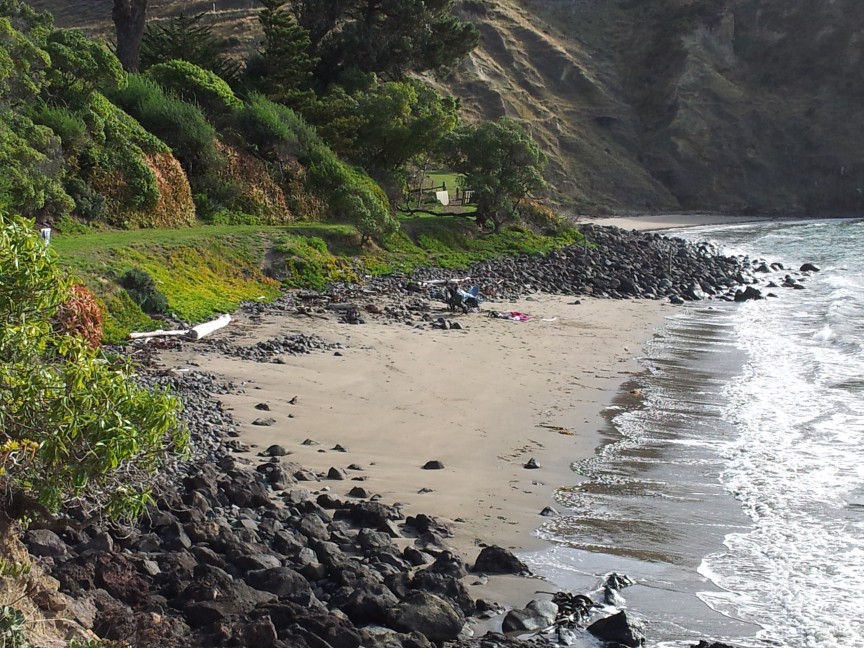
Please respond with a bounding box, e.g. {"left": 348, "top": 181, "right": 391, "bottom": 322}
{"left": 30, "top": 0, "right": 864, "bottom": 216}
{"left": 450, "top": 0, "right": 864, "bottom": 215}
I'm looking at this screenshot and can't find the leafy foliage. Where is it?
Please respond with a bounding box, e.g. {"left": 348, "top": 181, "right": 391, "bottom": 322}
{"left": 140, "top": 13, "right": 240, "bottom": 84}
{"left": 0, "top": 213, "right": 186, "bottom": 521}
{"left": 310, "top": 79, "right": 458, "bottom": 174}
{"left": 289, "top": 0, "right": 479, "bottom": 86}
{"left": 109, "top": 74, "right": 222, "bottom": 183}
{"left": 444, "top": 118, "right": 547, "bottom": 230}
{"left": 234, "top": 94, "right": 396, "bottom": 240}
{"left": 0, "top": 605, "right": 28, "bottom": 648}
{"left": 246, "top": 0, "right": 316, "bottom": 108}
{"left": 43, "top": 29, "right": 126, "bottom": 103}
{"left": 146, "top": 59, "right": 242, "bottom": 119}
{"left": 120, "top": 267, "right": 168, "bottom": 314}
{"left": 52, "top": 283, "right": 104, "bottom": 348}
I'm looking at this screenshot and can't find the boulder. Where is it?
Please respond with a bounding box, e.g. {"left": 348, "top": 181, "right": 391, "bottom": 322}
{"left": 243, "top": 567, "right": 313, "bottom": 604}
{"left": 734, "top": 286, "right": 763, "bottom": 302}
{"left": 502, "top": 598, "right": 558, "bottom": 632}
{"left": 587, "top": 610, "right": 646, "bottom": 647}
{"left": 800, "top": 263, "right": 820, "bottom": 272}
{"left": 25, "top": 529, "right": 68, "bottom": 558}
{"left": 473, "top": 545, "right": 530, "bottom": 575}
{"left": 386, "top": 591, "right": 465, "bottom": 642}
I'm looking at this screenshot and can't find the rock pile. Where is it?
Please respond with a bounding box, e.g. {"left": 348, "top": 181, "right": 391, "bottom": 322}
{"left": 205, "top": 334, "right": 343, "bottom": 363}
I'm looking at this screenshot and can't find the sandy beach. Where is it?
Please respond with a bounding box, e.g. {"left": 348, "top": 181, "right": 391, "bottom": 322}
{"left": 160, "top": 293, "right": 670, "bottom": 606}
{"left": 586, "top": 213, "right": 772, "bottom": 231}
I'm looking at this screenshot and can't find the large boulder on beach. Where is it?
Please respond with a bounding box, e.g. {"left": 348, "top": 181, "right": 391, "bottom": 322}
{"left": 502, "top": 598, "right": 559, "bottom": 632}
{"left": 800, "top": 263, "right": 820, "bottom": 272}
{"left": 386, "top": 591, "right": 465, "bottom": 642}
{"left": 472, "top": 545, "right": 530, "bottom": 575}
{"left": 734, "top": 286, "right": 763, "bottom": 302}
{"left": 587, "top": 610, "right": 646, "bottom": 647}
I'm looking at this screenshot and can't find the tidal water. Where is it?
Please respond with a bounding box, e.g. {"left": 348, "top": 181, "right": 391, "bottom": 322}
{"left": 525, "top": 219, "right": 864, "bottom": 647}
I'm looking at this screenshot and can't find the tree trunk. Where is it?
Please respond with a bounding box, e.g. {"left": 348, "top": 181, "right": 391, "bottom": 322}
{"left": 113, "top": 0, "right": 148, "bottom": 72}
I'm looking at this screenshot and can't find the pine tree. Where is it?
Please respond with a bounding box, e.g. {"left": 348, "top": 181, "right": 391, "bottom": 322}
{"left": 246, "top": 0, "right": 316, "bottom": 108}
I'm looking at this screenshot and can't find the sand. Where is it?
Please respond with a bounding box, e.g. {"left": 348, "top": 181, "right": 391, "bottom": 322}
{"left": 160, "top": 293, "right": 670, "bottom": 606}
{"left": 585, "top": 213, "right": 772, "bottom": 231}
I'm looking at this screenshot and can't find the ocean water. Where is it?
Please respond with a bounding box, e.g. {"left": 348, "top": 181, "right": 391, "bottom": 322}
{"left": 525, "top": 219, "right": 864, "bottom": 647}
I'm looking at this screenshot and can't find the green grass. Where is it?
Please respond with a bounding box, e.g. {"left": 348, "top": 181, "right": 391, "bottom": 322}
{"left": 52, "top": 219, "right": 581, "bottom": 341}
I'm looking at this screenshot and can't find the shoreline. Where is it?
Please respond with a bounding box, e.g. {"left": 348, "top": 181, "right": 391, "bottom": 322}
{"left": 161, "top": 293, "right": 670, "bottom": 608}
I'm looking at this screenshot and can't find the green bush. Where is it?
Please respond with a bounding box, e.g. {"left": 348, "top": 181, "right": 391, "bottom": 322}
{"left": 108, "top": 75, "right": 222, "bottom": 182}
{"left": 232, "top": 94, "right": 396, "bottom": 240}
{"left": 65, "top": 177, "right": 107, "bottom": 221}
{"left": 30, "top": 104, "right": 88, "bottom": 154}
{"left": 232, "top": 93, "right": 309, "bottom": 156}
{"left": 0, "top": 111, "right": 75, "bottom": 218}
{"left": 146, "top": 59, "right": 242, "bottom": 119}
{"left": 0, "top": 213, "right": 186, "bottom": 520}
{"left": 120, "top": 267, "right": 169, "bottom": 314}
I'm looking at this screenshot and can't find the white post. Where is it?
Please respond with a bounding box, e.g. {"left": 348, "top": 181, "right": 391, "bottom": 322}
{"left": 40, "top": 227, "right": 51, "bottom": 245}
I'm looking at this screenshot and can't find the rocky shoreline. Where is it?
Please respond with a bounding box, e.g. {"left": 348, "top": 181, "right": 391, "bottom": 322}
{"left": 19, "top": 225, "right": 814, "bottom": 648}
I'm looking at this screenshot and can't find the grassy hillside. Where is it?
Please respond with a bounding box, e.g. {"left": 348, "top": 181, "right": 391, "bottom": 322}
{"left": 52, "top": 218, "right": 580, "bottom": 341}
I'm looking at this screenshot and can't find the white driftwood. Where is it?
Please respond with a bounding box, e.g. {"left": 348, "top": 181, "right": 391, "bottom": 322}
{"left": 129, "top": 329, "right": 188, "bottom": 340}
{"left": 186, "top": 314, "right": 232, "bottom": 340}
{"left": 419, "top": 277, "right": 470, "bottom": 287}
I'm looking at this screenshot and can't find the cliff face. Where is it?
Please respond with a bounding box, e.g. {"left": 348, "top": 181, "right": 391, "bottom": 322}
{"left": 451, "top": 0, "right": 864, "bottom": 215}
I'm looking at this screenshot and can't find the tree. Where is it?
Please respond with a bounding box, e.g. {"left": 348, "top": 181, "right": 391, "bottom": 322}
{"left": 309, "top": 79, "right": 458, "bottom": 174}
{"left": 245, "top": 0, "right": 316, "bottom": 108}
{"left": 0, "top": 212, "right": 186, "bottom": 521}
{"left": 140, "top": 13, "right": 241, "bottom": 84}
{"left": 112, "top": 0, "right": 148, "bottom": 72}
{"left": 444, "top": 118, "right": 547, "bottom": 231}
{"left": 288, "top": 0, "right": 478, "bottom": 86}
{"left": 43, "top": 29, "right": 126, "bottom": 103}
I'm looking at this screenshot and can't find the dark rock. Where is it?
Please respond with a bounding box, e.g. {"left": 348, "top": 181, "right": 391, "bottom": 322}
{"left": 502, "top": 599, "right": 558, "bottom": 632}
{"left": 244, "top": 567, "right": 313, "bottom": 604}
{"left": 734, "top": 286, "right": 763, "bottom": 302}
{"left": 587, "top": 610, "right": 646, "bottom": 647}
{"left": 357, "top": 528, "right": 392, "bottom": 551}
{"left": 336, "top": 583, "right": 399, "bottom": 625}
{"left": 421, "top": 460, "right": 445, "bottom": 470}
{"left": 386, "top": 591, "right": 465, "bottom": 642}
{"left": 800, "top": 263, "right": 820, "bottom": 272}
{"left": 228, "top": 615, "right": 279, "bottom": 648}
{"left": 540, "top": 506, "right": 558, "bottom": 517}
{"left": 328, "top": 467, "right": 348, "bottom": 480}
{"left": 233, "top": 552, "right": 282, "bottom": 572}
{"left": 348, "top": 486, "right": 370, "bottom": 498}
{"left": 524, "top": 458, "right": 540, "bottom": 469}
{"left": 254, "top": 402, "right": 271, "bottom": 411}
{"left": 411, "top": 570, "right": 474, "bottom": 615}
{"left": 425, "top": 550, "right": 467, "bottom": 578}
{"left": 473, "top": 545, "right": 530, "bottom": 575}
{"left": 403, "top": 547, "right": 429, "bottom": 567}
{"left": 606, "top": 572, "right": 636, "bottom": 590}
{"left": 25, "top": 529, "right": 68, "bottom": 558}
{"left": 690, "top": 642, "right": 737, "bottom": 648}
{"left": 263, "top": 444, "right": 289, "bottom": 457}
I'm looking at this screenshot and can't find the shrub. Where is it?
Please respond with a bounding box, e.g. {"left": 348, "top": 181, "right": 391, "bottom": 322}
{"left": 0, "top": 213, "right": 186, "bottom": 520}
{"left": 29, "top": 104, "right": 88, "bottom": 154}
{"left": 120, "top": 267, "right": 169, "bottom": 314}
{"left": 108, "top": 75, "right": 222, "bottom": 182}
{"left": 146, "top": 59, "right": 242, "bottom": 119}
{"left": 52, "top": 283, "right": 103, "bottom": 348}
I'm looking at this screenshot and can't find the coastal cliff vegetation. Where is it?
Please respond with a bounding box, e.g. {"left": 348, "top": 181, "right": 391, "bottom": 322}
{"left": 1, "top": 0, "right": 565, "bottom": 343}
